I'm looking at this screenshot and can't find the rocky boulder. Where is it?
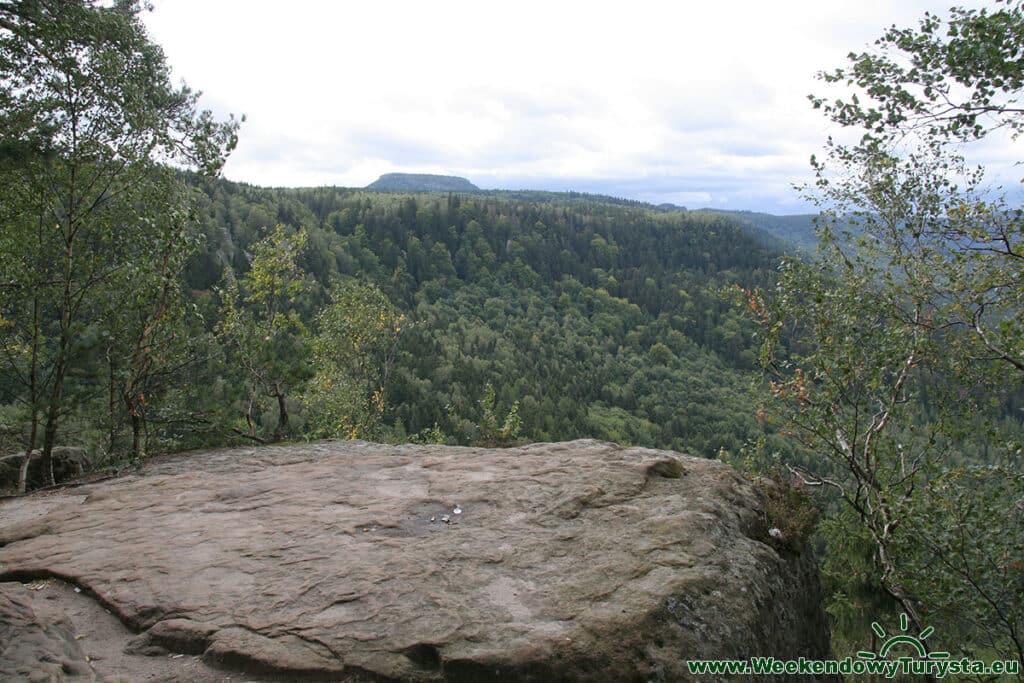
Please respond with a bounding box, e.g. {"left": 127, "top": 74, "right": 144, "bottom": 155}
{"left": 0, "top": 440, "right": 833, "bottom": 681}
{"left": 0, "top": 446, "right": 91, "bottom": 491}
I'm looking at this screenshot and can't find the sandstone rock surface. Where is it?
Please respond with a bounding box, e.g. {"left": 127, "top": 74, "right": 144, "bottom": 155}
{"left": 0, "top": 440, "right": 833, "bottom": 681}
{"left": 0, "top": 581, "right": 98, "bottom": 681}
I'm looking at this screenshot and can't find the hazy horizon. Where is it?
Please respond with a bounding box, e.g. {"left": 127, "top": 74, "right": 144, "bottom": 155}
{"left": 144, "top": 0, "right": 1019, "bottom": 216}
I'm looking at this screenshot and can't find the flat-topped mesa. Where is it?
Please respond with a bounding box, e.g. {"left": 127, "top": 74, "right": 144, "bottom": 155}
{"left": 366, "top": 173, "right": 480, "bottom": 192}
{"left": 0, "top": 440, "right": 835, "bottom": 682}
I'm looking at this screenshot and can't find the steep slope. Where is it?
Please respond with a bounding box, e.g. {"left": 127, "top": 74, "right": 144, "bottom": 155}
{"left": 183, "top": 178, "right": 795, "bottom": 457}
{"left": 704, "top": 210, "right": 818, "bottom": 252}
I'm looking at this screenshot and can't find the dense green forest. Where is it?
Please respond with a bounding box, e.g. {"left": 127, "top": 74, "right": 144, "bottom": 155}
{"left": 0, "top": 167, "right": 852, "bottom": 467}
{"left": 2, "top": 149, "right": 801, "bottom": 466}
{"left": 162, "top": 176, "right": 790, "bottom": 457}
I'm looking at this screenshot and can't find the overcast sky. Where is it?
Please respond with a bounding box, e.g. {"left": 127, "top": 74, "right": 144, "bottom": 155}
{"left": 142, "top": 1, "right": 1016, "bottom": 215}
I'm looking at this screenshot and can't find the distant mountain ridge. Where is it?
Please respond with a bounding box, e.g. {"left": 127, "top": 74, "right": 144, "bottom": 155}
{"left": 237, "top": 170, "right": 819, "bottom": 253}
{"left": 366, "top": 173, "right": 480, "bottom": 192}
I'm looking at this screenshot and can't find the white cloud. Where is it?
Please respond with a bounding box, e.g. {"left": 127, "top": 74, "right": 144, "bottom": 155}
{"left": 143, "top": 0, "right": 1007, "bottom": 214}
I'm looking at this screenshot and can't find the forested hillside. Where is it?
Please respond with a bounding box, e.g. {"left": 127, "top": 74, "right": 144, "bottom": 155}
{"left": 182, "top": 177, "right": 784, "bottom": 456}
{"left": 706, "top": 210, "right": 818, "bottom": 252}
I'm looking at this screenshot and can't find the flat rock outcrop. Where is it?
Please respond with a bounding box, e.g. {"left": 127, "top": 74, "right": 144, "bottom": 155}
{"left": 366, "top": 173, "right": 480, "bottom": 193}
{"left": 0, "top": 440, "right": 833, "bottom": 681}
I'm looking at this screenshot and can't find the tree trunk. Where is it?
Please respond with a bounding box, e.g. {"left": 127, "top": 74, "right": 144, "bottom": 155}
{"left": 42, "top": 301, "right": 73, "bottom": 487}
{"left": 17, "top": 413, "right": 38, "bottom": 494}
{"left": 40, "top": 417, "right": 57, "bottom": 486}
{"left": 130, "top": 412, "right": 143, "bottom": 461}
{"left": 108, "top": 344, "right": 120, "bottom": 457}
{"left": 17, "top": 452, "right": 32, "bottom": 494}
{"left": 273, "top": 385, "right": 288, "bottom": 442}
{"left": 41, "top": 351, "right": 66, "bottom": 487}
{"left": 245, "top": 391, "right": 257, "bottom": 437}
{"left": 41, "top": 208, "right": 75, "bottom": 488}
{"left": 19, "top": 293, "right": 42, "bottom": 494}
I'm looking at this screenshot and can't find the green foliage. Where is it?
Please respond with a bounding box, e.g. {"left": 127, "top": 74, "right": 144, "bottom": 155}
{"left": 745, "top": 0, "right": 1024, "bottom": 667}
{"left": 407, "top": 422, "right": 447, "bottom": 445}
{"left": 812, "top": 1, "right": 1024, "bottom": 142}
{"left": 303, "top": 279, "right": 403, "bottom": 440}
{"left": 702, "top": 210, "right": 819, "bottom": 253}
{"left": 217, "top": 225, "right": 311, "bottom": 442}
{"left": 5, "top": 166, "right": 787, "bottom": 465}
{"left": 470, "top": 383, "right": 522, "bottom": 447}
{"left": 180, "top": 179, "right": 780, "bottom": 455}
{"left": 809, "top": 0, "right": 1024, "bottom": 387}
{"left": 101, "top": 175, "right": 212, "bottom": 460}
{"left": 897, "top": 466, "right": 1024, "bottom": 663}
{"left": 819, "top": 509, "right": 902, "bottom": 658}
{"left": 0, "top": 0, "right": 239, "bottom": 481}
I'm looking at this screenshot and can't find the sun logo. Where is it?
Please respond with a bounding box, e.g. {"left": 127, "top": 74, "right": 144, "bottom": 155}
{"left": 857, "top": 613, "right": 950, "bottom": 661}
